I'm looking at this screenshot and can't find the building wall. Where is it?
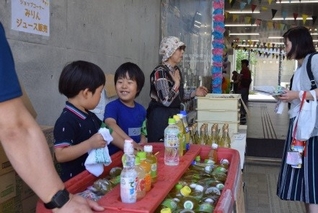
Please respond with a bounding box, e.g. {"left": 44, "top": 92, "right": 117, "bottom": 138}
{"left": 0, "top": 0, "right": 161, "bottom": 126}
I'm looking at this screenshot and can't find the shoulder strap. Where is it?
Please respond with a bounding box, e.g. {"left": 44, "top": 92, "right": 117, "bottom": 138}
{"left": 306, "top": 52, "right": 318, "bottom": 90}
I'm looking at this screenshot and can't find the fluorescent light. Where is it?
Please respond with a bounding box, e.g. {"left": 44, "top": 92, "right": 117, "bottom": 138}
{"left": 229, "top": 33, "right": 260, "bottom": 36}
{"left": 276, "top": 0, "right": 318, "bottom": 3}
{"left": 311, "top": 33, "right": 318, "bottom": 35}
{"left": 227, "top": 11, "right": 260, "bottom": 14}
{"left": 268, "top": 36, "right": 283, "bottom": 39}
{"left": 273, "top": 17, "right": 313, "bottom": 21}
{"left": 225, "top": 24, "right": 258, "bottom": 27}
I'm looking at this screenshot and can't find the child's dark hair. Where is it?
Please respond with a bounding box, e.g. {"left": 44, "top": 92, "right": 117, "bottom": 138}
{"left": 114, "top": 62, "right": 145, "bottom": 97}
{"left": 59, "top": 60, "right": 105, "bottom": 98}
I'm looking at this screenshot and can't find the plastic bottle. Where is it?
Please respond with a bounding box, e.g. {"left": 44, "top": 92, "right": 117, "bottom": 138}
{"left": 210, "top": 124, "right": 219, "bottom": 146}
{"left": 177, "top": 186, "right": 199, "bottom": 211}
{"left": 173, "top": 114, "right": 185, "bottom": 157}
{"left": 137, "top": 151, "right": 152, "bottom": 192}
{"left": 164, "top": 118, "right": 180, "bottom": 166}
{"left": 207, "top": 143, "right": 218, "bottom": 165}
{"left": 144, "top": 145, "right": 158, "bottom": 184}
{"left": 134, "top": 156, "right": 146, "bottom": 200}
{"left": 120, "top": 139, "right": 137, "bottom": 203}
{"left": 121, "top": 139, "right": 134, "bottom": 165}
{"left": 157, "top": 199, "right": 178, "bottom": 213}
{"left": 180, "top": 110, "right": 191, "bottom": 152}
{"left": 219, "top": 125, "right": 231, "bottom": 148}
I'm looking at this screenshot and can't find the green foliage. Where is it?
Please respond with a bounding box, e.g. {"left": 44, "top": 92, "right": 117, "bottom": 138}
{"left": 235, "top": 49, "right": 257, "bottom": 72}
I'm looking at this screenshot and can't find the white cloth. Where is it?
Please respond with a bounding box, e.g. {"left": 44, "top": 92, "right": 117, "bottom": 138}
{"left": 84, "top": 127, "right": 113, "bottom": 177}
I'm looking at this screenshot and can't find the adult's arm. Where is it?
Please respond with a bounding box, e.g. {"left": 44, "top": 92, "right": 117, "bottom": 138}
{"left": 0, "top": 97, "right": 103, "bottom": 212}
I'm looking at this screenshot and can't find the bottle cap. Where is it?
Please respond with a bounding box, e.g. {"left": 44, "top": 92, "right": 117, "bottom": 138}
{"left": 195, "top": 184, "right": 204, "bottom": 192}
{"left": 160, "top": 208, "right": 172, "bottom": 213}
{"left": 180, "top": 186, "right": 191, "bottom": 196}
{"left": 211, "top": 143, "right": 218, "bottom": 149}
{"left": 144, "top": 145, "right": 153, "bottom": 152}
{"left": 124, "top": 139, "right": 134, "bottom": 154}
{"left": 220, "top": 158, "right": 229, "bottom": 165}
{"left": 135, "top": 156, "right": 141, "bottom": 165}
{"left": 168, "top": 118, "right": 176, "bottom": 124}
{"left": 177, "top": 113, "right": 183, "bottom": 119}
{"left": 204, "top": 198, "right": 214, "bottom": 204}
{"left": 189, "top": 183, "right": 197, "bottom": 188}
{"left": 216, "top": 183, "right": 225, "bottom": 190}
{"left": 173, "top": 115, "right": 180, "bottom": 122}
{"left": 175, "top": 183, "right": 183, "bottom": 190}
{"left": 180, "top": 110, "right": 187, "bottom": 116}
{"left": 137, "top": 151, "right": 146, "bottom": 160}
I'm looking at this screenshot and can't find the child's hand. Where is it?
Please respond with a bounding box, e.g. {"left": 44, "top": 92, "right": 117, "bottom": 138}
{"left": 88, "top": 133, "right": 107, "bottom": 150}
{"left": 133, "top": 142, "right": 143, "bottom": 152}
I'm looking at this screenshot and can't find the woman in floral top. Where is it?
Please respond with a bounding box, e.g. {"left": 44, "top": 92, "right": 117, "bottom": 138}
{"left": 146, "top": 36, "right": 208, "bottom": 142}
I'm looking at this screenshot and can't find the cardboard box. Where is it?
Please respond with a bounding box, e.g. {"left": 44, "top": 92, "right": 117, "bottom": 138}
{"left": 0, "top": 194, "right": 38, "bottom": 213}
{"left": 0, "top": 171, "right": 16, "bottom": 204}
{"left": 15, "top": 173, "right": 35, "bottom": 200}
{"left": 0, "top": 145, "right": 13, "bottom": 176}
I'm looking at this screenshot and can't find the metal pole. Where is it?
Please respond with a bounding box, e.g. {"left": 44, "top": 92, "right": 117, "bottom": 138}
{"left": 278, "top": 46, "right": 282, "bottom": 85}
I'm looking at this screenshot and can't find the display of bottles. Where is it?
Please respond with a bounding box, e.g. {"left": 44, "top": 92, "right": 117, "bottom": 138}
{"left": 219, "top": 125, "right": 231, "bottom": 148}
{"left": 120, "top": 139, "right": 137, "bottom": 203}
{"left": 207, "top": 143, "right": 218, "bottom": 165}
{"left": 144, "top": 145, "right": 158, "bottom": 184}
{"left": 164, "top": 118, "right": 180, "bottom": 166}
{"left": 179, "top": 111, "right": 191, "bottom": 152}
{"left": 173, "top": 115, "right": 185, "bottom": 157}
{"left": 137, "top": 151, "right": 152, "bottom": 192}
{"left": 134, "top": 156, "right": 146, "bottom": 200}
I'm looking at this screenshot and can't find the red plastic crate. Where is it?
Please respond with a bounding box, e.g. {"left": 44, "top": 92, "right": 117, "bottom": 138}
{"left": 36, "top": 143, "right": 240, "bottom": 213}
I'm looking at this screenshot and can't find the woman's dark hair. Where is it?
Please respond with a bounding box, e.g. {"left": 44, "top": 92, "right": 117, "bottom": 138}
{"left": 59, "top": 60, "right": 105, "bottom": 98}
{"left": 114, "top": 62, "right": 145, "bottom": 97}
{"left": 283, "top": 26, "right": 316, "bottom": 60}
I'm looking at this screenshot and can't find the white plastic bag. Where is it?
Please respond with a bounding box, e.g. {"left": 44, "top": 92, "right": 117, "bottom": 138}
{"left": 293, "top": 90, "right": 317, "bottom": 141}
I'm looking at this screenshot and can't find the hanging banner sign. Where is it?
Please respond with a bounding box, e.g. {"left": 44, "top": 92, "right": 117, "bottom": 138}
{"left": 11, "top": 0, "right": 50, "bottom": 36}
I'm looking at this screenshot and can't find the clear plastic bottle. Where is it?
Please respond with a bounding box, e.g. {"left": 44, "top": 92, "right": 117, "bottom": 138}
{"left": 207, "top": 143, "right": 218, "bottom": 165}
{"left": 173, "top": 114, "right": 185, "bottom": 157}
{"left": 144, "top": 145, "right": 158, "bottom": 184}
{"left": 164, "top": 118, "right": 180, "bottom": 166}
{"left": 120, "top": 139, "right": 137, "bottom": 203}
{"left": 137, "top": 151, "right": 152, "bottom": 192}
{"left": 180, "top": 110, "right": 191, "bottom": 152}
{"left": 134, "top": 156, "right": 146, "bottom": 200}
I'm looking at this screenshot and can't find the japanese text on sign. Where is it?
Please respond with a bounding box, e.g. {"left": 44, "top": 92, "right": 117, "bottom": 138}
{"left": 11, "top": 0, "right": 50, "bottom": 36}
